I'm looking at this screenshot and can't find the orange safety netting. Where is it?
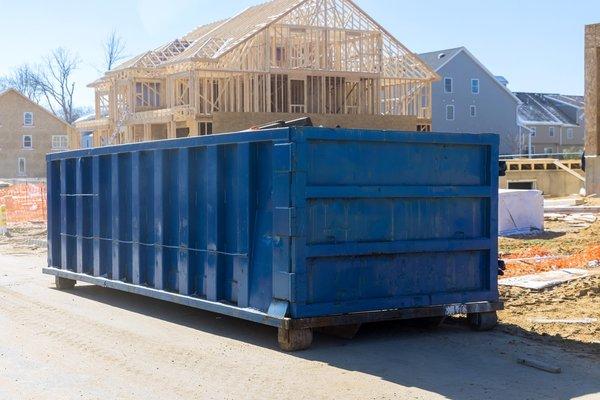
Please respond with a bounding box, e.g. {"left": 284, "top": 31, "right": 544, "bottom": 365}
{"left": 503, "top": 245, "right": 600, "bottom": 277}
{"left": 0, "top": 183, "right": 47, "bottom": 225}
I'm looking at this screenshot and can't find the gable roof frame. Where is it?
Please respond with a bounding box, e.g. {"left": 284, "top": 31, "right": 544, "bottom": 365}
{"left": 201, "top": 0, "right": 438, "bottom": 80}
{"left": 113, "top": 0, "right": 437, "bottom": 82}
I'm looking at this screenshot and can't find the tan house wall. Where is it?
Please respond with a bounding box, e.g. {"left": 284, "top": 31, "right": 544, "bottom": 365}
{"left": 526, "top": 123, "right": 585, "bottom": 154}
{"left": 212, "top": 112, "right": 419, "bottom": 134}
{"left": 500, "top": 170, "right": 584, "bottom": 197}
{"left": 0, "top": 90, "right": 73, "bottom": 178}
{"left": 501, "top": 159, "right": 585, "bottom": 197}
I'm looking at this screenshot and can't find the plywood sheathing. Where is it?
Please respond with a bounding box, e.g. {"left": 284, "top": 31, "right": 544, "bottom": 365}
{"left": 585, "top": 24, "right": 600, "bottom": 155}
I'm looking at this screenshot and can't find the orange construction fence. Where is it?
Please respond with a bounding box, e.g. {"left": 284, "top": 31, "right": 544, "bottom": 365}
{"left": 0, "top": 182, "right": 47, "bottom": 225}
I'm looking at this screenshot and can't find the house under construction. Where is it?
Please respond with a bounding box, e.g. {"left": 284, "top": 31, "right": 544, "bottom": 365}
{"left": 75, "top": 0, "right": 438, "bottom": 147}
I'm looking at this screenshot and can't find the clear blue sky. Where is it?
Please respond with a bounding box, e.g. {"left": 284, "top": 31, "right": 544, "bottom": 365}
{"left": 0, "top": 0, "right": 598, "bottom": 107}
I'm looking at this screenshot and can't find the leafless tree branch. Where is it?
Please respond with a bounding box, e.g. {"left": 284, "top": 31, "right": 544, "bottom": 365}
{"left": 0, "top": 65, "right": 42, "bottom": 102}
{"left": 104, "top": 30, "right": 126, "bottom": 71}
{"left": 33, "top": 48, "right": 81, "bottom": 123}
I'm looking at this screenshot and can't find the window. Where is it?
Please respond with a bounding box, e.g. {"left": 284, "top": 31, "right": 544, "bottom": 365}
{"left": 52, "top": 135, "right": 69, "bottom": 150}
{"left": 545, "top": 148, "right": 554, "bottom": 155}
{"left": 420, "top": 88, "right": 428, "bottom": 108}
{"left": 199, "top": 122, "right": 213, "bottom": 136}
{"left": 446, "top": 105, "right": 455, "bottom": 121}
{"left": 549, "top": 126, "right": 555, "bottom": 137}
{"left": 17, "top": 158, "right": 26, "bottom": 175}
{"left": 567, "top": 128, "right": 574, "bottom": 139}
{"left": 444, "top": 78, "right": 453, "bottom": 93}
{"left": 22, "top": 135, "right": 32, "bottom": 149}
{"left": 470, "top": 105, "right": 477, "bottom": 117}
{"left": 508, "top": 181, "right": 535, "bottom": 190}
{"left": 81, "top": 133, "right": 93, "bottom": 149}
{"left": 471, "top": 79, "right": 480, "bottom": 94}
{"left": 290, "top": 79, "right": 306, "bottom": 113}
{"left": 23, "top": 112, "right": 33, "bottom": 126}
{"left": 531, "top": 127, "right": 537, "bottom": 137}
{"left": 135, "top": 82, "right": 162, "bottom": 108}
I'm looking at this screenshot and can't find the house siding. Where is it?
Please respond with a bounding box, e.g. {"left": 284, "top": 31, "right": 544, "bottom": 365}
{"left": 430, "top": 51, "right": 520, "bottom": 155}
{"left": 525, "top": 123, "right": 585, "bottom": 154}
{"left": 0, "top": 90, "right": 73, "bottom": 178}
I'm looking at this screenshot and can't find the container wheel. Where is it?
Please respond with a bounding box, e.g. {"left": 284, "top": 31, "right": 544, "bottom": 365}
{"left": 468, "top": 311, "right": 498, "bottom": 331}
{"left": 55, "top": 276, "right": 76, "bottom": 290}
{"left": 278, "top": 328, "right": 313, "bottom": 352}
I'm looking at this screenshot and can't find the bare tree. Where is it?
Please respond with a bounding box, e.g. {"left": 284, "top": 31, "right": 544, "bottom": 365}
{"left": 34, "top": 48, "right": 81, "bottom": 123}
{"left": 104, "top": 30, "right": 126, "bottom": 71}
{"left": 0, "top": 65, "right": 42, "bottom": 101}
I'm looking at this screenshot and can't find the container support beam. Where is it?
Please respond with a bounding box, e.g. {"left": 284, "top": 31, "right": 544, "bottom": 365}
{"left": 154, "top": 150, "right": 164, "bottom": 290}
{"left": 131, "top": 152, "right": 142, "bottom": 285}
{"left": 178, "top": 148, "right": 190, "bottom": 295}
{"left": 205, "top": 145, "right": 220, "bottom": 301}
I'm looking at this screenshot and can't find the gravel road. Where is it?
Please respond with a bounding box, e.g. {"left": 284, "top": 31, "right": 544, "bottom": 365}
{"left": 1, "top": 254, "right": 599, "bottom": 400}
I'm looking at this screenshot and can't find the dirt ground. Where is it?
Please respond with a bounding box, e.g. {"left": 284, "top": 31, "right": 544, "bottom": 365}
{"left": 0, "top": 225, "right": 599, "bottom": 399}
{"left": 0, "top": 222, "right": 47, "bottom": 256}
{"left": 500, "top": 219, "right": 600, "bottom": 277}
{"left": 1, "top": 253, "right": 599, "bottom": 400}
{"left": 496, "top": 215, "right": 600, "bottom": 347}
{"left": 499, "top": 275, "right": 600, "bottom": 347}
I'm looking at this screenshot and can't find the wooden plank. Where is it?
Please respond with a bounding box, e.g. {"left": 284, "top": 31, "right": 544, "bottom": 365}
{"left": 517, "top": 358, "right": 562, "bottom": 374}
{"left": 553, "top": 160, "right": 585, "bottom": 182}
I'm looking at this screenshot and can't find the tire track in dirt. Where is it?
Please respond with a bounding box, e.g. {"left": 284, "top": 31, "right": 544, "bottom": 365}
{"left": 0, "top": 283, "right": 306, "bottom": 399}
{"left": 0, "top": 285, "right": 229, "bottom": 399}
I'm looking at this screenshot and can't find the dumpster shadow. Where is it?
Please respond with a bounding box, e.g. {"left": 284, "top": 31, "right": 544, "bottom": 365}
{"left": 66, "top": 284, "right": 600, "bottom": 400}
{"left": 64, "top": 284, "right": 280, "bottom": 349}
{"left": 302, "top": 321, "right": 600, "bottom": 400}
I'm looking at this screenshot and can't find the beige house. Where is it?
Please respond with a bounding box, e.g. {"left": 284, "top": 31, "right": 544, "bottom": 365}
{"left": 75, "top": 0, "right": 438, "bottom": 148}
{"left": 516, "top": 93, "right": 585, "bottom": 155}
{"left": 0, "top": 89, "right": 75, "bottom": 178}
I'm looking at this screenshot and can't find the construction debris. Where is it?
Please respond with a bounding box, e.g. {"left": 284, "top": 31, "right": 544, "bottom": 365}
{"left": 517, "top": 358, "right": 562, "bottom": 374}
{"left": 499, "top": 268, "right": 591, "bottom": 290}
{"left": 544, "top": 213, "right": 598, "bottom": 231}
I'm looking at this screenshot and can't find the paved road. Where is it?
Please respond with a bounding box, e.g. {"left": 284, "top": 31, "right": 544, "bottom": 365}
{"left": 0, "top": 253, "right": 599, "bottom": 400}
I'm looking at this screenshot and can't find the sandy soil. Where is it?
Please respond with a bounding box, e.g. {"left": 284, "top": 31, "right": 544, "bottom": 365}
{"left": 500, "top": 218, "right": 600, "bottom": 277}
{"left": 499, "top": 275, "right": 600, "bottom": 347}
{"left": 0, "top": 225, "right": 599, "bottom": 398}
{"left": 1, "top": 253, "right": 599, "bottom": 399}
{"left": 0, "top": 222, "right": 47, "bottom": 256}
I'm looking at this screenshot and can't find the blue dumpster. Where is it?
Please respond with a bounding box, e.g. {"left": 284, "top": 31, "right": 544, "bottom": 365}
{"left": 44, "top": 127, "right": 502, "bottom": 350}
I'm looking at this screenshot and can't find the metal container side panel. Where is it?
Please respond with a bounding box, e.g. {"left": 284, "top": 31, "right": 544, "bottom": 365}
{"left": 47, "top": 130, "right": 293, "bottom": 315}
{"left": 289, "top": 128, "right": 499, "bottom": 318}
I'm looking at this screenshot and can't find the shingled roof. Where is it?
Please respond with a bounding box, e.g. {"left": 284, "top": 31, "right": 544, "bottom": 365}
{"left": 516, "top": 92, "right": 580, "bottom": 126}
